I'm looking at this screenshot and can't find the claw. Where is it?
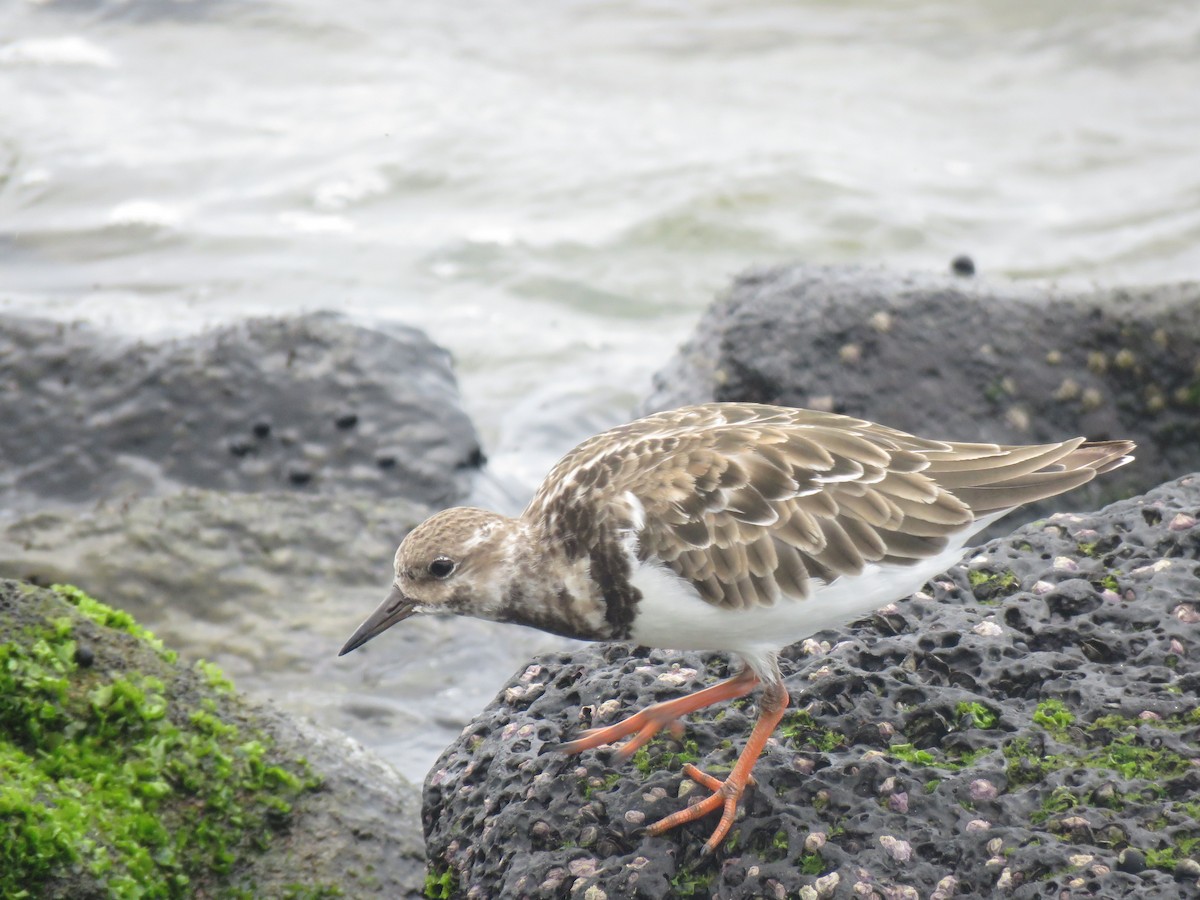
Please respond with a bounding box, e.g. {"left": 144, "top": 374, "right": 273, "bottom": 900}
{"left": 646, "top": 763, "right": 749, "bottom": 853}
{"left": 557, "top": 669, "right": 777, "bottom": 853}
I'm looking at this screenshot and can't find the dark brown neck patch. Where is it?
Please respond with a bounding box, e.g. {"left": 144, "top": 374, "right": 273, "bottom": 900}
{"left": 587, "top": 540, "right": 641, "bottom": 641}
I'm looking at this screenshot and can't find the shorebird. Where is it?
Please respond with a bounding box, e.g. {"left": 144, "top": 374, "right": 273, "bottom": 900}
{"left": 339, "top": 403, "right": 1134, "bottom": 853}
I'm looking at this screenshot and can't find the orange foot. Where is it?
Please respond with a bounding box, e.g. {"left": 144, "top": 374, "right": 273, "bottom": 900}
{"left": 559, "top": 668, "right": 758, "bottom": 759}
{"left": 561, "top": 671, "right": 789, "bottom": 854}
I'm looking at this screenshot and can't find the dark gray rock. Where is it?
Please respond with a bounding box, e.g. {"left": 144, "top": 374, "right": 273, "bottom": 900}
{"left": 252, "top": 715, "right": 427, "bottom": 898}
{"left": 0, "top": 311, "right": 482, "bottom": 512}
{"left": 644, "top": 265, "right": 1200, "bottom": 531}
{"left": 423, "top": 475, "right": 1200, "bottom": 899}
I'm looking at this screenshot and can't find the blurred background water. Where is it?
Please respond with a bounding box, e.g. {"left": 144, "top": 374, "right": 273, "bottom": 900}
{"left": 3, "top": 0, "right": 1199, "bottom": 780}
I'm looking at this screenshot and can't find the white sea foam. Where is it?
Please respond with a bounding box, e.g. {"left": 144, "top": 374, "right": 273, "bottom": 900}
{"left": 0, "top": 36, "right": 116, "bottom": 68}
{"left": 109, "top": 200, "right": 182, "bottom": 229}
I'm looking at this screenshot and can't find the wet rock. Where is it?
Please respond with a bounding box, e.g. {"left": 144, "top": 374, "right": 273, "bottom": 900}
{"left": 0, "top": 311, "right": 482, "bottom": 511}
{"left": 0, "top": 489, "right": 429, "bottom": 706}
{"left": 423, "top": 474, "right": 1200, "bottom": 898}
{"left": 644, "top": 264, "right": 1200, "bottom": 535}
{"left": 0, "top": 580, "right": 424, "bottom": 897}
{"left": 0, "top": 489, "right": 427, "bottom": 644}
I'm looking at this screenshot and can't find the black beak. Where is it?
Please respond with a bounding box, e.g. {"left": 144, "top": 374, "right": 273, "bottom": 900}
{"left": 338, "top": 585, "right": 417, "bottom": 656}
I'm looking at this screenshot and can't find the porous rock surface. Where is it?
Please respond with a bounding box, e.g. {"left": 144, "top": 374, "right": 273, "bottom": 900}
{"left": 0, "top": 311, "right": 482, "bottom": 511}
{"left": 645, "top": 265, "right": 1200, "bottom": 529}
{"left": 424, "top": 474, "right": 1200, "bottom": 899}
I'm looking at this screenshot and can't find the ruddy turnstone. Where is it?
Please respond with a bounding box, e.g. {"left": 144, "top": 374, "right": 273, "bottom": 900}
{"left": 339, "top": 402, "right": 1134, "bottom": 853}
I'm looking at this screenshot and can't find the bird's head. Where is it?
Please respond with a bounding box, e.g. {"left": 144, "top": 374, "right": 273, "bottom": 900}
{"left": 338, "top": 507, "right": 518, "bottom": 656}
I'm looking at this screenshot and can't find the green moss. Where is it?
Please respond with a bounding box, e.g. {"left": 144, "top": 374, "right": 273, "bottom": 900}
{"left": 581, "top": 771, "right": 622, "bottom": 800}
{"left": 1032, "top": 699, "right": 1075, "bottom": 736}
{"left": 1077, "top": 542, "right": 1099, "bottom": 557}
{"left": 52, "top": 583, "right": 177, "bottom": 664}
{"left": 956, "top": 701, "right": 998, "bottom": 730}
{"left": 967, "top": 569, "right": 1020, "bottom": 600}
{"left": 0, "top": 584, "right": 325, "bottom": 899}
{"left": 888, "top": 742, "right": 989, "bottom": 772}
{"left": 1098, "top": 574, "right": 1120, "bottom": 593}
{"left": 1007, "top": 703, "right": 1200, "bottom": 873}
{"left": 423, "top": 865, "right": 457, "bottom": 900}
{"left": 780, "top": 710, "right": 844, "bottom": 752}
{"left": 1003, "top": 737, "right": 1059, "bottom": 786}
{"left": 889, "top": 743, "right": 937, "bottom": 766}
{"left": 669, "top": 866, "right": 715, "bottom": 897}
{"left": 1030, "top": 786, "right": 1081, "bottom": 825}
{"left": 800, "top": 852, "right": 825, "bottom": 875}
{"left": 197, "top": 658, "right": 235, "bottom": 693}
{"left": 631, "top": 738, "right": 701, "bottom": 776}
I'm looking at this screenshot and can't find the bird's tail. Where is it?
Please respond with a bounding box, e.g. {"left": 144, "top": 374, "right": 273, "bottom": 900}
{"left": 925, "top": 438, "right": 1136, "bottom": 516}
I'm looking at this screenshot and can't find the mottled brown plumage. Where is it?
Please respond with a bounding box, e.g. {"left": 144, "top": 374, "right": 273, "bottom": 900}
{"left": 525, "top": 403, "right": 1133, "bottom": 611}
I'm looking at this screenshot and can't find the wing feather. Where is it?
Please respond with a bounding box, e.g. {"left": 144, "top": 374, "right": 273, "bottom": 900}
{"left": 524, "top": 403, "right": 1135, "bottom": 612}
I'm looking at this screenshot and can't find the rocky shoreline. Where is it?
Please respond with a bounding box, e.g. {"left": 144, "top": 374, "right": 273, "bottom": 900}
{"left": 2, "top": 265, "right": 1198, "bottom": 897}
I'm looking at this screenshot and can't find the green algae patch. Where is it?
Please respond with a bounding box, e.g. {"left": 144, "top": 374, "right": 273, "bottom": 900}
{"left": 1032, "top": 699, "right": 1075, "bottom": 736}
{"left": 780, "top": 710, "right": 844, "bottom": 753}
{"left": 423, "top": 864, "right": 459, "bottom": 900}
{"left": 52, "top": 583, "right": 177, "bottom": 663}
{"left": 1005, "top": 698, "right": 1200, "bottom": 875}
{"left": 0, "top": 582, "right": 325, "bottom": 899}
{"left": 967, "top": 568, "right": 1020, "bottom": 600}
{"left": 956, "top": 701, "right": 998, "bottom": 730}
{"left": 631, "top": 737, "right": 702, "bottom": 776}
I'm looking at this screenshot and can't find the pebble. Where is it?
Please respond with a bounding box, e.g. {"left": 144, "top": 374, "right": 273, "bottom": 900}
{"left": 814, "top": 872, "right": 840, "bottom": 898}
{"left": 568, "top": 858, "right": 599, "bottom": 878}
{"left": 1176, "top": 858, "right": 1200, "bottom": 878}
{"left": 878, "top": 835, "right": 913, "bottom": 862}
{"left": 595, "top": 699, "right": 622, "bottom": 721}
{"left": 1172, "top": 604, "right": 1200, "bottom": 624}
{"left": 1131, "top": 559, "right": 1172, "bottom": 576}
{"left": 969, "top": 779, "right": 998, "bottom": 802}
{"left": 1169, "top": 512, "right": 1197, "bottom": 531}
{"left": 657, "top": 667, "right": 698, "bottom": 687}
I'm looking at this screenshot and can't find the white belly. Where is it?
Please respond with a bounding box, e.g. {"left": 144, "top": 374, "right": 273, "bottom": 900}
{"left": 628, "top": 542, "right": 969, "bottom": 657}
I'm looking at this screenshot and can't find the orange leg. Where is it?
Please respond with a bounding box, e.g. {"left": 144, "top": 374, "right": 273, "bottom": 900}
{"left": 647, "top": 680, "right": 789, "bottom": 854}
{"left": 559, "top": 667, "right": 759, "bottom": 759}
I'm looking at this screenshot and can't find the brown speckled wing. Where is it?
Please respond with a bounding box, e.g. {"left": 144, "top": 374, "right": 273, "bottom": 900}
{"left": 525, "top": 403, "right": 1134, "bottom": 611}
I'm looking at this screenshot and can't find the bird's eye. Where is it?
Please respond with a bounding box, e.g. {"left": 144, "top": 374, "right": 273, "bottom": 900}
{"left": 428, "top": 557, "right": 456, "bottom": 579}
